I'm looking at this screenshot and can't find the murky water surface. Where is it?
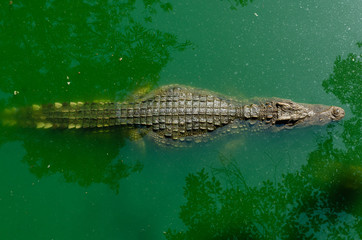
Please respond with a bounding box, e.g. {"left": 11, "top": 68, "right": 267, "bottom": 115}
{"left": 0, "top": 0, "right": 361, "bottom": 239}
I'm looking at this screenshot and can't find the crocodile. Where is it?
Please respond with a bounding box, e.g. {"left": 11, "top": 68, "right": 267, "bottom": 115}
{"left": 1, "top": 84, "right": 345, "bottom": 145}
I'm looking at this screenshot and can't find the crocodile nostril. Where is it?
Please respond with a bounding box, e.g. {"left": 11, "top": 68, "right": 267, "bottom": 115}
{"left": 331, "top": 107, "right": 345, "bottom": 120}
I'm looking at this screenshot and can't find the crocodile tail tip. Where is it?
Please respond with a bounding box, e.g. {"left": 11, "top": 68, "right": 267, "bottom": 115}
{"left": 0, "top": 107, "right": 18, "bottom": 127}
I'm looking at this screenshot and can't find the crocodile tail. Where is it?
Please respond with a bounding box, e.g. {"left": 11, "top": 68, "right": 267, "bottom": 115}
{"left": 1, "top": 102, "right": 87, "bottom": 129}
{"left": 0, "top": 105, "right": 45, "bottom": 128}
{"left": 1, "top": 102, "right": 125, "bottom": 129}
{"left": 1, "top": 107, "right": 19, "bottom": 127}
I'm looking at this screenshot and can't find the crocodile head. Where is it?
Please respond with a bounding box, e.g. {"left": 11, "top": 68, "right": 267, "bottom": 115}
{"left": 274, "top": 100, "right": 345, "bottom": 129}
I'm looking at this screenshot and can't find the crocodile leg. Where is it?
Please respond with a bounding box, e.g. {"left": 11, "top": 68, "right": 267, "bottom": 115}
{"left": 126, "top": 128, "right": 151, "bottom": 153}
{"left": 147, "top": 131, "right": 202, "bottom": 147}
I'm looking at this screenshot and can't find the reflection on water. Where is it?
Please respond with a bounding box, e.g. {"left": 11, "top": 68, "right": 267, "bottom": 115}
{"left": 0, "top": 0, "right": 190, "bottom": 191}
{"left": 224, "top": 0, "right": 254, "bottom": 10}
{"left": 323, "top": 42, "right": 361, "bottom": 118}
{"left": 0, "top": 0, "right": 190, "bottom": 105}
{"left": 0, "top": 122, "right": 144, "bottom": 193}
{"left": 165, "top": 44, "right": 362, "bottom": 239}
{"left": 23, "top": 129, "right": 143, "bottom": 193}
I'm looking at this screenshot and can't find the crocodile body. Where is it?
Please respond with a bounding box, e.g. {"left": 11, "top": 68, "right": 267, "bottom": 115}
{"left": 2, "top": 85, "right": 345, "bottom": 144}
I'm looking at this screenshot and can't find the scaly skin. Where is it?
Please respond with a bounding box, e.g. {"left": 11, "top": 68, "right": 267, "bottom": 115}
{"left": 1, "top": 85, "right": 345, "bottom": 143}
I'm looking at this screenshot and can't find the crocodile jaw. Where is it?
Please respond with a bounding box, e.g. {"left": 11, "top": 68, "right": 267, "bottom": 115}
{"left": 274, "top": 101, "right": 345, "bottom": 128}
{"left": 302, "top": 104, "right": 345, "bottom": 125}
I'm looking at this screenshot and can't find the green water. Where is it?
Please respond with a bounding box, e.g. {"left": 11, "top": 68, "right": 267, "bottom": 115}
{"left": 0, "top": 0, "right": 361, "bottom": 239}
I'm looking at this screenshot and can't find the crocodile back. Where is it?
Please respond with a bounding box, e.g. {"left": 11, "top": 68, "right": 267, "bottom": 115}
{"left": 135, "top": 85, "right": 240, "bottom": 140}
